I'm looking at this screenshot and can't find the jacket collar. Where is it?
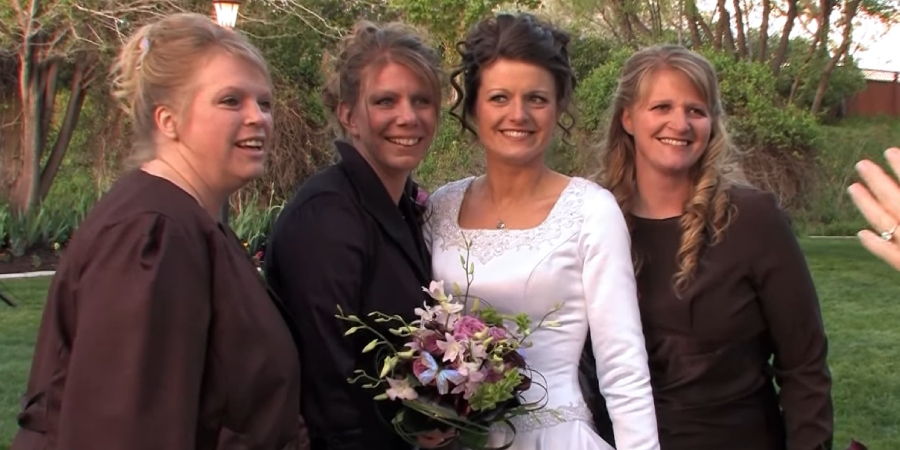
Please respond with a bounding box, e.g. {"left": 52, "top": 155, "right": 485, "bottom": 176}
{"left": 333, "top": 140, "right": 430, "bottom": 282}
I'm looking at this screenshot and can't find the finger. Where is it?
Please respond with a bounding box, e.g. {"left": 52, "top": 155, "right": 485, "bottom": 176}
{"left": 858, "top": 230, "right": 900, "bottom": 272}
{"left": 855, "top": 159, "right": 900, "bottom": 221}
{"left": 885, "top": 147, "right": 900, "bottom": 180}
{"left": 848, "top": 182, "right": 896, "bottom": 233}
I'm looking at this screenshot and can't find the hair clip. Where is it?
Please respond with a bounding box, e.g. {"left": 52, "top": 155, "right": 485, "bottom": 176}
{"left": 136, "top": 36, "right": 150, "bottom": 70}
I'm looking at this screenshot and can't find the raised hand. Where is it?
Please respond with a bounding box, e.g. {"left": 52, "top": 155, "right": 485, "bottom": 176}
{"left": 848, "top": 147, "right": 900, "bottom": 271}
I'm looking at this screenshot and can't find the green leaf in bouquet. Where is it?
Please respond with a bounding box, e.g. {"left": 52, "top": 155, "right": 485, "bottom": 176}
{"left": 513, "top": 313, "right": 532, "bottom": 334}
{"left": 379, "top": 355, "right": 399, "bottom": 378}
{"left": 362, "top": 338, "right": 380, "bottom": 353}
{"left": 477, "top": 308, "right": 505, "bottom": 327}
{"left": 468, "top": 370, "right": 523, "bottom": 412}
{"left": 402, "top": 397, "right": 465, "bottom": 422}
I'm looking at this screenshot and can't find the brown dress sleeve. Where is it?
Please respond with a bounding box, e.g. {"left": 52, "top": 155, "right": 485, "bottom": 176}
{"left": 749, "top": 193, "right": 834, "bottom": 450}
{"left": 58, "top": 213, "right": 212, "bottom": 449}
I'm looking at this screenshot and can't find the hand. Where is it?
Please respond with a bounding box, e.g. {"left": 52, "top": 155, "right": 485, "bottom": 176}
{"left": 848, "top": 147, "right": 900, "bottom": 271}
{"left": 415, "top": 428, "right": 456, "bottom": 449}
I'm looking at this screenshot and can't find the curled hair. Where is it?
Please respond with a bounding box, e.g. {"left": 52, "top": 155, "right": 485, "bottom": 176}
{"left": 320, "top": 21, "right": 443, "bottom": 138}
{"left": 449, "top": 13, "right": 578, "bottom": 143}
{"left": 110, "top": 12, "right": 271, "bottom": 164}
{"left": 594, "top": 44, "right": 749, "bottom": 297}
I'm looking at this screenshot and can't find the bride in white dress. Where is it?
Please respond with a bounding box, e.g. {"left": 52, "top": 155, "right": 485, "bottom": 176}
{"left": 422, "top": 12, "right": 660, "bottom": 450}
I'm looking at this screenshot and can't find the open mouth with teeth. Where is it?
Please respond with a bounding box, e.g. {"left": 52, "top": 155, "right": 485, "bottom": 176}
{"left": 658, "top": 138, "right": 691, "bottom": 146}
{"left": 500, "top": 130, "right": 534, "bottom": 139}
{"left": 236, "top": 138, "right": 265, "bottom": 151}
{"left": 386, "top": 137, "right": 422, "bottom": 147}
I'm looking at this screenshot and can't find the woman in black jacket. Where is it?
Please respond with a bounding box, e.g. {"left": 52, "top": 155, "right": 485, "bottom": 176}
{"left": 264, "top": 20, "right": 443, "bottom": 450}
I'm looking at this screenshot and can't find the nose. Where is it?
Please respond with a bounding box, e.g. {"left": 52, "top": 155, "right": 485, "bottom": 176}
{"left": 244, "top": 101, "right": 268, "bottom": 126}
{"left": 667, "top": 109, "right": 690, "bottom": 133}
{"left": 394, "top": 99, "right": 418, "bottom": 126}
{"left": 508, "top": 97, "right": 528, "bottom": 123}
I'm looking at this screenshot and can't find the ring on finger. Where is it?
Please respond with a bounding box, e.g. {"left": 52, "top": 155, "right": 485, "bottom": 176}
{"left": 879, "top": 223, "right": 898, "bottom": 242}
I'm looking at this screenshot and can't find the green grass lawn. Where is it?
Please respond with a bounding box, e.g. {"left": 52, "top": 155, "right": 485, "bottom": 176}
{"left": 1, "top": 238, "right": 899, "bottom": 448}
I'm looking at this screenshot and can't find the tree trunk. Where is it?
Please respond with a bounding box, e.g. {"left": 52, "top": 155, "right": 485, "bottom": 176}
{"left": 771, "top": 0, "right": 798, "bottom": 76}
{"left": 683, "top": 0, "right": 704, "bottom": 47}
{"left": 810, "top": 0, "right": 861, "bottom": 114}
{"left": 10, "top": 7, "right": 40, "bottom": 215}
{"left": 0, "top": 86, "right": 23, "bottom": 198}
{"left": 39, "top": 56, "right": 96, "bottom": 200}
{"left": 788, "top": 32, "right": 822, "bottom": 104}
{"left": 758, "top": 0, "right": 771, "bottom": 62}
{"left": 732, "top": 0, "right": 748, "bottom": 58}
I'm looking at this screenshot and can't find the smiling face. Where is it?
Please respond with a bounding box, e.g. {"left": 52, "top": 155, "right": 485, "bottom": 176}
{"left": 622, "top": 67, "right": 712, "bottom": 180}
{"left": 340, "top": 61, "right": 438, "bottom": 181}
{"left": 159, "top": 51, "right": 274, "bottom": 191}
{"left": 472, "top": 58, "right": 559, "bottom": 167}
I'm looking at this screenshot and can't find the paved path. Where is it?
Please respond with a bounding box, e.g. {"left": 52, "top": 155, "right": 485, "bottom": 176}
{"left": 0, "top": 271, "right": 55, "bottom": 280}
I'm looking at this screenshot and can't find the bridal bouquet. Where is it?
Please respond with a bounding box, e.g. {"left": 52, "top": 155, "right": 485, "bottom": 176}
{"left": 336, "top": 252, "right": 561, "bottom": 449}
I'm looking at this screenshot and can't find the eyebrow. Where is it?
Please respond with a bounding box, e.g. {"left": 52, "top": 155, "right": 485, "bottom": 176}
{"left": 648, "top": 98, "right": 707, "bottom": 108}
{"left": 367, "top": 89, "right": 433, "bottom": 100}
{"left": 485, "top": 87, "right": 552, "bottom": 95}
{"left": 213, "top": 85, "right": 272, "bottom": 97}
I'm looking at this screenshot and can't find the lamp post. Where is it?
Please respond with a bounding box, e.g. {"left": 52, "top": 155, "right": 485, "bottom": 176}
{"left": 212, "top": 0, "right": 241, "bottom": 28}
{"left": 212, "top": 0, "right": 242, "bottom": 224}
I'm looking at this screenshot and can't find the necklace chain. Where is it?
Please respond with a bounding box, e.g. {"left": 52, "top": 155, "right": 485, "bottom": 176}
{"left": 158, "top": 158, "right": 209, "bottom": 212}
{"left": 482, "top": 172, "right": 548, "bottom": 231}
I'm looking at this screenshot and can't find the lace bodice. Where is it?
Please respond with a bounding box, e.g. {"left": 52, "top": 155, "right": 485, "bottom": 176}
{"left": 423, "top": 176, "right": 660, "bottom": 450}
{"left": 427, "top": 176, "right": 585, "bottom": 264}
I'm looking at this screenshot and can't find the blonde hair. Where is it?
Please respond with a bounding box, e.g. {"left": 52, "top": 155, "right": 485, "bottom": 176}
{"left": 110, "top": 12, "right": 271, "bottom": 163}
{"left": 321, "top": 20, "right": 443, "bottom": 138}
{"left": 594, "top": 44, "right": 748, "bottom": 297}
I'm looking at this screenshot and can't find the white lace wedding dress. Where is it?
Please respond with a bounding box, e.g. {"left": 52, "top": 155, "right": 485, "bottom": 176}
{"left": 423, "top": 176, "right": 660, "bottom": 450}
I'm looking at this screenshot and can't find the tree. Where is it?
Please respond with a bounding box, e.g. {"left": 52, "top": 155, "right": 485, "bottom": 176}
{"left": 0, "top": 0, "right": 186, "bottom": 216}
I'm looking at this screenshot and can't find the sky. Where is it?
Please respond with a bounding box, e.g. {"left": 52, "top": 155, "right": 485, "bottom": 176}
{"left": 851, "top": 18, "right": 900, "bottom": 72}
{"left": 693, "top": 0, "right": 900, "bottom": 73}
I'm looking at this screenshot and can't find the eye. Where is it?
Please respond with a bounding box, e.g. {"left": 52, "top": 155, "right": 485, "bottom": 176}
{"left": 413, "top": 96, "right": 433, "bottom": 107}
{"left": 689, "top": 107, "right": 708, "bottom": 117}
{"left": 374, "top": 97, "right": 394, "bottom": 107}
{"left": 220, "top": 96, "right": 240, "bottom": 107}
{"left": 488, "top": 94, "right": 508, "bottom": 103}
{"left": 528, "top": 94, "right": 548, "bottom": 105}
{"left": 258, "top": 99, "right": 273, "bottom": 112}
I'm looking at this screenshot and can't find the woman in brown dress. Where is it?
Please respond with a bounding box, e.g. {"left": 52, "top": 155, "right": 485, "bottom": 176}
{"left": 594, "top": 44, "right": 833, "bottom": 450}
{"left": 12, "top": 13, "right": 309, "bottom": 450}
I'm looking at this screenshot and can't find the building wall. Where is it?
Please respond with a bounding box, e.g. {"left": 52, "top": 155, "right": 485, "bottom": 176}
{"left": 846, "top": 70, "right": 900, "bottom": 117}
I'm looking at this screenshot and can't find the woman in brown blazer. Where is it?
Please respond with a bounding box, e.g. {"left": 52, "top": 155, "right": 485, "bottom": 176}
{"left": 11, "top": 13, "right": 309, "bottom": 450}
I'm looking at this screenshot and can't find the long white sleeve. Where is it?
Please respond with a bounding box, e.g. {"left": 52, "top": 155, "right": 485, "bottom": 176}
{"left": 580, "top": 187, "right": 660, "bottom": 450}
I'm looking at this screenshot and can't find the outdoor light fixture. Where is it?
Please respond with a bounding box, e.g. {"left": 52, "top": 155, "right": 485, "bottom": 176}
{"left": 212, "top": 0, "right": 241, "bottom": 28}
